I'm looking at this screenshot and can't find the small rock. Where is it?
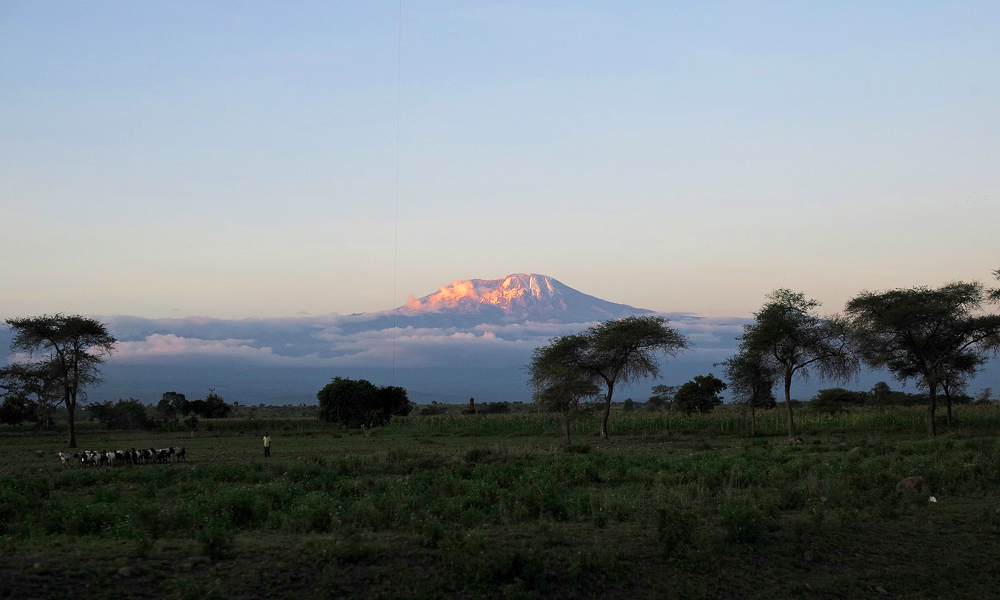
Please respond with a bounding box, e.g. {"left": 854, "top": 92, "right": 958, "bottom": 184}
{"left": 875, "top": 585, "right": 889, "bottom": 595}
{"left": 117, "top": 566, "right": 136, "bottom": 577}
{"left": 928, "top": 496, "right": 937, "bottom": 503}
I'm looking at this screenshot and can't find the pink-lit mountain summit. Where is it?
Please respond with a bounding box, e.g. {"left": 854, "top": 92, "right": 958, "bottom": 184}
{"left": 400, "top": 273, "right": 652, "bottom": 323}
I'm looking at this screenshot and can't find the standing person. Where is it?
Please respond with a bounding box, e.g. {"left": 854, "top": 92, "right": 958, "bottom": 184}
{"left": 263, "top": 432, "right": 271, "bottom": 458}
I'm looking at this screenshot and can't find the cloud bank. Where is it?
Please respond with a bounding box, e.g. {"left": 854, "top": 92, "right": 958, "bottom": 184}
{"left": 79, "top": 312, "right": 742, "bottom": 403}
{"left": 4, "top": 312, "right": 996, "bottom": 406}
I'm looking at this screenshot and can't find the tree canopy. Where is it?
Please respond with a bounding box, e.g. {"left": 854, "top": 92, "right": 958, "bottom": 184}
{"left": 646, "top": 384, "right": 678, "bottom": 412}
{"left": 317, "top": 377, "right": 412, "bottom": 428}
{"left": 529, "top": 334, "right": 601, "bottom": 443}
{"left": 845, "top": 281, "right": 1000, "bottom": 436}
{"left": 156, "top": 391, "right": 190, "bottom": 420}
{"left": 718, "top": 349, "right": 777, "bottom": 411}
{"left": 673, "top": 373, "right": 727, "bottom": 415}
{"left": 3, "top": 314, "right": 116, "bottom": 447}
{"left": 527, "top": 315, "right": 690, "bottom": 439}
{"left": 718, "top": 349, "right": 777, "bottom": 435}
{"left": 738, "top": 290, "right": 857, "bottom": 439}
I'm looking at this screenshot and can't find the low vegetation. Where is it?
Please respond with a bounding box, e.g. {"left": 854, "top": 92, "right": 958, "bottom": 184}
{"left": 3, "top": 406, "right": 1000, "bottom": 599}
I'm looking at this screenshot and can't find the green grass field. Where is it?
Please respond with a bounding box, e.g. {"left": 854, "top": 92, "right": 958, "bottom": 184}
{"left": 3, "top": 406, "right": 1000, "bottom": 599}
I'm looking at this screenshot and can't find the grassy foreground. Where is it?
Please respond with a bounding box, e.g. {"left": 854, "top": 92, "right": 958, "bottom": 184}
{"left": 2, "top": 407, "right": 1000, "bottom": 599}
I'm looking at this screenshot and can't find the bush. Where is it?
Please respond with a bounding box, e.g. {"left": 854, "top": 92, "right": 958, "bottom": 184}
{"left": 317, "top": 377, "right": 411, "bottom": 427}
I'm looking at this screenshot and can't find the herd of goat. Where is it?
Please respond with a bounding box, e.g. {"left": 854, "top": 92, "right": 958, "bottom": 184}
{"left": 58, "top": 446, "right": 187, "bottom": 467}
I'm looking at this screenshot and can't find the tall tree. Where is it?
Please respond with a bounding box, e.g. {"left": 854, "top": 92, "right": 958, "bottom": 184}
{"left": 4, "top": 314, "right": 116, "bottom": 447}
{"left": 531, "top": 336, "right": 587, "bottom": 429}
{"left": 719, "top": 349, "right": 777, "bottom": 436}
{"left": 587, "top": 316, "right": 690, "bottom": 438}
{"left": 845, "top": 281, "right": 1000, "bottom": 437}
{"left": 740, "top": 290, "right": 857, "bottom": 440}
{"left": 529, "top": 334, "right": 600, "bottom": 443}
{"left": 528, "top": 316, "right": 690, "bottom": 439}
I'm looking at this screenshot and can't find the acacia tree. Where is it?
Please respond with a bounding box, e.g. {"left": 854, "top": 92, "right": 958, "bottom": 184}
{"left": 588, "top": 316, "right": 690, "bottom": 438}
{"left": 845, "top": 281, "right": 1000, "bottom": 437}
{"left": 719, "top": 349, "right": 777, "bottom": 436}
{"left": 740, "top": 290, "right": 857, "bottom": 440}
{"left": 646, "top": 384, "right": 678, "bottom": 411}
{"left": 528, "top": 316, "right": 690, "bottom": 439}
{"left": 4, "top": 315, "right": 116, "bottom": 447}
{"left": 529, "top": 334, "right": 600, "bottom": 443}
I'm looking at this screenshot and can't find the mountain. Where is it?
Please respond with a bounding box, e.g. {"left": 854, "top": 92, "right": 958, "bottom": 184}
{"left": 399, "top": 273, "right": 652, "bottom": 323}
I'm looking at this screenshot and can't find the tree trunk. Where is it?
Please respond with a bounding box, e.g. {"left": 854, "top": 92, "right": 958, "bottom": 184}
{"left": 750, "top": 404, "right": 757, "bottom": 437}
{"left": 67, "top": 397, "right": 77, "bottom": 448}
{"left": 944, "top": 387, "right": 953, "bottom": 427}
{"left": 65, "top": 389, "right": 76, "bottom": 448}
{"left": 565, "top": 415, "right": 572, "bottom": 445}
{"left": 599, "top": 385, "right": 615, "bottom": 439}
{"left": 927, "top": 385, "right": 937, "bottom": 438}
{"left": 783, "top": 371, "right": 795, "bottom": 439}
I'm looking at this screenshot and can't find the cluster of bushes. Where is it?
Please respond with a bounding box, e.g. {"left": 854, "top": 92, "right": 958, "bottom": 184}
{"left": 83, "top": 390, "right": 234, "bottom": 431}
{"left": 806, "top": 383, "right": 993, "bottom": 414}
{"left": 86, "top": 398, "right": 155, "bottom": 430}
{"left": 643, "top": 375, "right": 755, "bottom": 415}
{"left": 630, "top": 379, "right": 996, "bottom": 418}
{"left": 157, "top": 390, "right": 232, "bottom": 420}
{"left": 464, "top": 401, "right": 513, "bottom": 415}
{"left": 317, "top": 377, "right": 412, "bottom": 427}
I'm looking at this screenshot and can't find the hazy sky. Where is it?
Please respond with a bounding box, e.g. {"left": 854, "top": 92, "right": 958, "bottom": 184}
{"left": 3, "top": 1, "right": 998, "bottom": 320}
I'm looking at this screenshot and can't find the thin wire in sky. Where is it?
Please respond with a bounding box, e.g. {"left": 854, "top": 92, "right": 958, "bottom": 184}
{"left": 391, "top": 0, "right": 402, "bottom": 385}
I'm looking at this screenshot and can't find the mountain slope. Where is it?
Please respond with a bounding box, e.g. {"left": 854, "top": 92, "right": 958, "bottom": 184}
{"left": 399, "top": 273, "right": 651, "bottom": 323}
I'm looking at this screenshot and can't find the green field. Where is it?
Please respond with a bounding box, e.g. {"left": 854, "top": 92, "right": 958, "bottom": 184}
{"left": 3, "top": 406, "right": 1000, "bottom": 599}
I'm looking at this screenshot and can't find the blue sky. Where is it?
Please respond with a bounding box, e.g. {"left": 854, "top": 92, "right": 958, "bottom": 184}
{"left": 2, "top": 1, "right": 998, "bottom": 320}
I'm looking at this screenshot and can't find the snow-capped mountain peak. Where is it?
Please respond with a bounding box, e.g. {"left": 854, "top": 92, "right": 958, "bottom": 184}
{"left": 401, "top": 273, "right": 650, "bottom": 322}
